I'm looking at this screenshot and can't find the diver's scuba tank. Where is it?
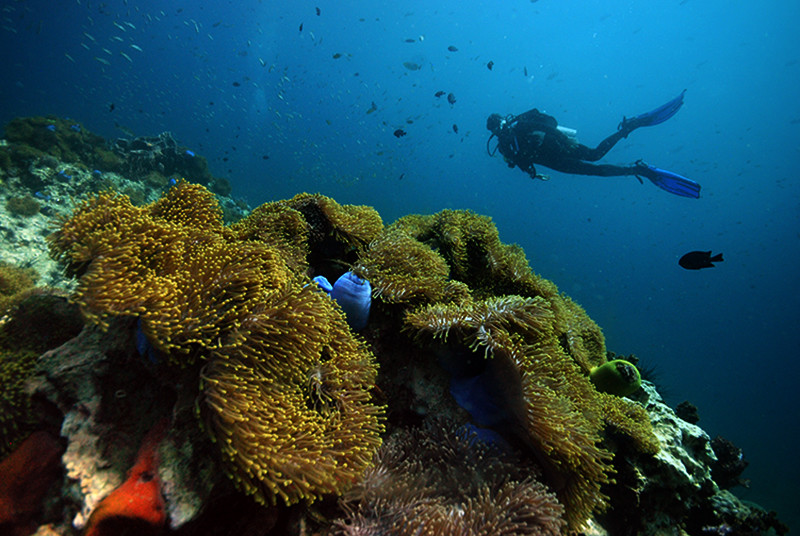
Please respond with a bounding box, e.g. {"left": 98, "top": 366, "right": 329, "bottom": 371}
{"left": 556, "top": 125, "right": 578, "bottom": 141}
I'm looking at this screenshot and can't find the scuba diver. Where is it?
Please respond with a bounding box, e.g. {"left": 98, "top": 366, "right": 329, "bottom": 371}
{"left": 486, "top": 90, "right": 700, "bottom": 198}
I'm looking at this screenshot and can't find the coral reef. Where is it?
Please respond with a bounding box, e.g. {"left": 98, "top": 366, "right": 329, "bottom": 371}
{"left": 710, "top": 435, "right": 749, "bottom": 490}
{"left": 1, "top": 279, "right": 81, "bottom": 457}
{"left": 0, "top": 348, "right": 39, "bottom": 456}
{"left": 3, "top": 116, "right": 119, "bottom": 172}
{"left": 5, "top": 194, "right": 40, "bottom": 217}
{"left": 45, "top": 180, "right": 386, "bottom": 514}
{"left": 0, "top": 116, "right": 787, "bottom": 535}
{"left": 0, "top": 261, "right": 38, "bottom": 312}
{"left": 405, "top": 295, "right": 617, "bottom": 530}
{"left": 599, "top": 382, "right": 787, "bottom": 535}
{"left": 111, "top": 131, "right": 215, "bottom": 187}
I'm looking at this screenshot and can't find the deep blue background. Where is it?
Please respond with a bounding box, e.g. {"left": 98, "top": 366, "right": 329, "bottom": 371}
{"left": 2, "top": 0, "right": 798, "bottom": 529}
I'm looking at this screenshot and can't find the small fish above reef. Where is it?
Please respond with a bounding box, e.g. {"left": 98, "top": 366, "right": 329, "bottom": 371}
{"left": 403, "top": 61, "right": 421, "bottom": 71}
{"left": 447, "top": 45, "right": 458, "bottom": 52}
{"left": 447, "top": 93, "right": 456, "bottom": 105}
{"left": 393, "top": 128, "right": 407, "bottom": 137}
{"left": 434, "top": 90, "right": 446, "bottom": 98}
{"left": 487, "top": 60, "right": 494, "bottom": 70}
{"left": 452, "top": 124, "right": 458, "bottom": 134}
{"left": 679, "top": 250, "right": 723, "bottom": 270}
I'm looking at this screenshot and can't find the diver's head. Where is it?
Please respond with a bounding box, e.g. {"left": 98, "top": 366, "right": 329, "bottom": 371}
{"left": 486, "top": 113, "right": 503, "bottom": 134}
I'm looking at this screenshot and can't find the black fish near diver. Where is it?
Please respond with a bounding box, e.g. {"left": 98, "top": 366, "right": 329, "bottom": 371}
{"left": 679, "top": 251, "right": 723, "bottom": 270}
{"left": 393, "top": 128, "right": 407, "bottom": 138}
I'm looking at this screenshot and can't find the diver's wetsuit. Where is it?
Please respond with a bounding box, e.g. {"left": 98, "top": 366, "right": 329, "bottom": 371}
{"left": 490, "top": 109, "right": 643, "bottom": 179}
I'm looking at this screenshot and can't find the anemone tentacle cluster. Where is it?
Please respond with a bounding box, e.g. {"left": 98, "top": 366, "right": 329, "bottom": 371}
{"left": 357, "top": 209, "right": 658, "bottom": 530}
{"left": 48, "top": 181, "right": 386, "bottom": 506}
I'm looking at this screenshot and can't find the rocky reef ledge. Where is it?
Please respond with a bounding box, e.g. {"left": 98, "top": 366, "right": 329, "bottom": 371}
{"left": 0, "top": 117, "right": 787, "bottom": 536}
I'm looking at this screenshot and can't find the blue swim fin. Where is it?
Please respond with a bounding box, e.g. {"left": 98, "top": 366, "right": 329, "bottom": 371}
{"left": 620, "top": 90, "right": 686, "bottom": 132}
{"left": 637, "top": 163, "right": 700, "bottom": 198}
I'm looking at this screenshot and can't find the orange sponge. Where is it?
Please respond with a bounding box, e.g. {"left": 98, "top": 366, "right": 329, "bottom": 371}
{"left": 83, "top": 419, "right": 169, "bottom": 536}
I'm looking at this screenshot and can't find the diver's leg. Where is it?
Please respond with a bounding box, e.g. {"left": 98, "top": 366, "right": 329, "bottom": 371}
{"left": 572, "top": 130, "right": 629, "bottom": 162}
{"left": 545, "top": 159, "right": 638, "bottom": 177}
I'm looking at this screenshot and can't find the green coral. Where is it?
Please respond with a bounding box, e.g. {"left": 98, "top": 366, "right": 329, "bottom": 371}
{"left": 590, "top": 359, "right": 642, "bottom": 397}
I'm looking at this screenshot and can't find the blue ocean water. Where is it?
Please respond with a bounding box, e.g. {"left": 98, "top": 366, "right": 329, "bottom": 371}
{"left": 1, "top": 0, "right": 798, "bottom": 529}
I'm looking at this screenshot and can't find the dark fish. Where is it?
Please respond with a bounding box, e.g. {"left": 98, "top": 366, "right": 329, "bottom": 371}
{"left": 434, "top": 90, "right": 446, "bottom": 98}
{"left": 299, "top": 22, "right": 303, "bottom": 32}
{"left": 447, "top": 93, "right": 456, "bottom": 105}
{"left": 232, "top": 81, "right": 241, "bottom": 87}
{"left": 109, "top": 103, "right": 115, "bottom": 112}
{"left": 487, "top": 60, "right": 494, "bottom": 70}
{"left": 393, "top": 128, "right": 407, "bottom": 138}
{"left": 332, "top": 53, "right": 342, "bottom": 59}
{"left": 262, "top": 155, "right": 269, "bottom": 160}
{"left": 447, "top": 45, "right": 458, "bottom": 52}
{"left": 398, "top": 173, "right": 405, "bottom": 180}
{"left": 404, "top": 38, "right": 416, "bottom": 43}
{"left": 316, "top": 7, "right": 321, "bottom": 15}
{"left": 452, "top": 124, "right": 458, "bottom": 134}
{"left": 524, "top": 66, "right": 528, "bottom": 76}
{"left": 679, "top": 251, "right": 723, "bottom": 270}
{"left": 403, "top": 61, "right": 421, "bottom": 71}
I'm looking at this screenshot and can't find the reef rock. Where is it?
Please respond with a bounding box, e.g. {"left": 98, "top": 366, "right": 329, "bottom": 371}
{"left": 28, "top": 321, "right": 217, "bottom": 532}
{"left": 599, "top": 382, "right": 787, "bottom": 535}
